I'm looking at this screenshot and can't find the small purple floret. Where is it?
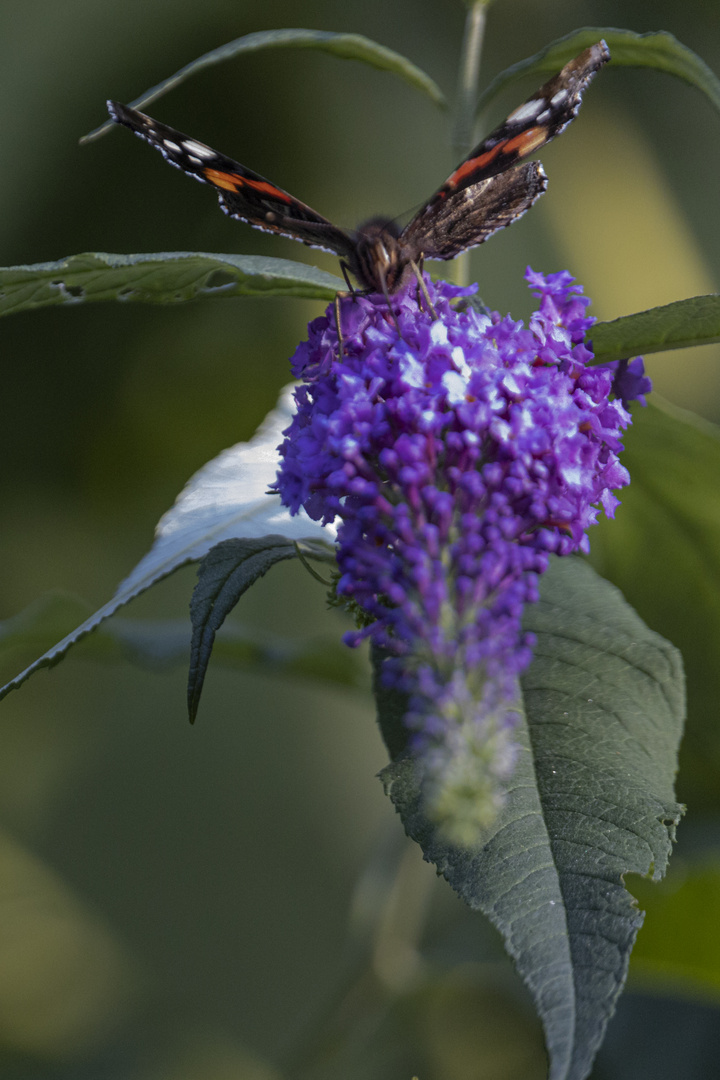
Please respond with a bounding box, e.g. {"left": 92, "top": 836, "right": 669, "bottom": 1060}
{"left": 605, "top": 356, "right": 652, "bottom": 408}
{"left": 275, "top": 269, "right": 640, "bottom": 841}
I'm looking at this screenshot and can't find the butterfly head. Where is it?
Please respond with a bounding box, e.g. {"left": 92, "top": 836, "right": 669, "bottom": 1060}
{"left": 349, "top": 217, "right": 417, "bottom": 295}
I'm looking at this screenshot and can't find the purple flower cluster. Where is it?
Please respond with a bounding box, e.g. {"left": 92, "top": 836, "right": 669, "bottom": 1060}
{"left": 276, "top": 270, "right": 644, "bottom": 842}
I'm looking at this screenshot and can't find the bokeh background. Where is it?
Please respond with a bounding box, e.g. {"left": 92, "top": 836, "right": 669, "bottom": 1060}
{"left": 1, "top": 0, "right": 719, "bottom": 1077}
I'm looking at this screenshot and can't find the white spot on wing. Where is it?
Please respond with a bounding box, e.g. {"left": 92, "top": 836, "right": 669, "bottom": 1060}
{"left": 506, "top": 97, "right": 545, "bottom": 125}
{"left": 550, "top": 89, "right": 569, "bottom": 107}
{"left": 182, "top": 139, "right": 215, "bottom": 160}
{"left": 163, "top": 140, "right": 181, "bottom": 153}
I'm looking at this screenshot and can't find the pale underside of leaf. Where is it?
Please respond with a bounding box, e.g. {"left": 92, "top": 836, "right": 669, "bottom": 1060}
{"left": 0, "top": 387, "right": 336, "bottom": 701}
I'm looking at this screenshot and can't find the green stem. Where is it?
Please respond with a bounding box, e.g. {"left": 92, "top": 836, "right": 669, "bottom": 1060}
{"left": 451, "top": 1, "right": 490, "bottom": 287}
{"left": 452, "top": 0, "right": 489, "bottom": 159}
{"left": 275, "top": 831, "right": 434, "bottom": 1077}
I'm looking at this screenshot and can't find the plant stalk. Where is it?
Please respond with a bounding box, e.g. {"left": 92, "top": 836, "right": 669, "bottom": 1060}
{"left": 451, "top": 0, "right": 490, "bottom": 287}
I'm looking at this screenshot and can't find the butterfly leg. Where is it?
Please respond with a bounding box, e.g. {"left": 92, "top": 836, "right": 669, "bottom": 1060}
{"left": 379, "top": 276, "right": 402, "bottom": 339}
{"left": 334, "top": 260, "right": 363, "bottom": 358}
{"left": 334, "top": 291, "right": 348, "bottom": 358}
{"left": 410, "top": 258, "right": 437, "bottom": 320}
{"left": 340, "top": 261, "right": 357, "bottom": 296}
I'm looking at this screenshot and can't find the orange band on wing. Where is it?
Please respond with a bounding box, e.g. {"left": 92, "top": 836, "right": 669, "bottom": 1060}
{"left": 501, "top": 126, "right": 548, "bottom": 156}
{"left": 203, "top": 168, "right": 293, "bottom": 201}
{"left": 445, "top": 124, "right": 549, "bottom": 193}
{"left": 241, "top": 178, "right": 293, "bottom": 201}
{"left": 203, "top": 168, "right": 243, "bottom": 191}
{"left": 447, "top": 143, "right": 503, "bottom": 187}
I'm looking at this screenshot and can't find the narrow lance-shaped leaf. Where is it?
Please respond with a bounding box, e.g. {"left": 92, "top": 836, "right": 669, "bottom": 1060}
{"left": 0, "top": 251, "right": 342, "bottom": 319}
{"left": 590, "top": 295, "right": 720, "bottom": 365}
{"left": 81, "top": 28, "right": 445, "bottom": 143}
{"left": 188, "top": 537, "right": 300, "bottom": 723}
{"left": 477, "top": 29, "right": 720, "bottom": 117}
{"left": 379, "top": 557, "right": 684, "bottom": 1080}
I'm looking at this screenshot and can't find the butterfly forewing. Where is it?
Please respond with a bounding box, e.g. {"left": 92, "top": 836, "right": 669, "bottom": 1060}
{"left": 107, "top": 101, "right": 355, "bottom": 258}
{"left": 415, "top": 42, "right": 609, "bottom": 222}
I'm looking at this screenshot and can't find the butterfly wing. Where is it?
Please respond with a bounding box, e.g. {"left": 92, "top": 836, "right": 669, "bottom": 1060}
{"left": 107, "top": 102, "right": 355, "bottom": 258}
{"left": 402, "top": 161, "right": 547, "bottom": 261}
{"left": 400, "top": 41, "right": 609, "bottom": 260}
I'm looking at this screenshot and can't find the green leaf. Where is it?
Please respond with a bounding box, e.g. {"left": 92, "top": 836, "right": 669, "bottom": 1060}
{"left": 0, "top": 251, "right": 343, "bottom": 318}
{"left": 379, "top": 557, "right": 684, "bottom": 1080}
{"left": 82, "top": 28, "right": 444, "bottom": 143}
{"left": 477, "top": 29, "right": 720, "bottom": 117}
{"left": 590, "top": 295, "right": 720, "bottom": 365}
{"left": 188, "top": 538, "right": 299, "bottom": 722}
{"left": 589, "top": 400, "right": 720, "bottom": 809}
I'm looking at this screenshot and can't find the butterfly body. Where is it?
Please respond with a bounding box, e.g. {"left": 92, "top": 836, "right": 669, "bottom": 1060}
{"left": 345, "top": 217, "right": 411, "bottom": 293}
{"left": 108, "top": 41, "right": 609, "bottom": 297}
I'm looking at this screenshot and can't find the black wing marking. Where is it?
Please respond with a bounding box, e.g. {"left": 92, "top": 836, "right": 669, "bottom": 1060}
{"left": 107, "top": 101, "right": 355, "bottom": 258}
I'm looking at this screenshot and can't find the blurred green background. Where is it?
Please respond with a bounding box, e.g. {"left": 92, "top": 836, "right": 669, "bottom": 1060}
{"left": 1, "top": 0, "right": 720, "bottom": 1077}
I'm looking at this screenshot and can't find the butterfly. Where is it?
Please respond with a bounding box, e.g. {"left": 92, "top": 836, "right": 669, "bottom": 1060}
{"left": 108, "top": 41, "right": 609, "bottom": 306}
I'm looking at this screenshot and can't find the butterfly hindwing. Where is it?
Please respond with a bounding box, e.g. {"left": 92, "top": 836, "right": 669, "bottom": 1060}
{"left": 401, "top": 161, "right": 548, "bottom": 262}
{"left": 107, "top": 101, "right": 355, "bottom": 258}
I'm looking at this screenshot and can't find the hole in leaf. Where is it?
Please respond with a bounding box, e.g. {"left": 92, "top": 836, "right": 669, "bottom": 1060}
{"left": 205, "top": 270, "right": 235, "bottom": 289}
{"left": 50, "top": 280, "right": 84, "bottom": 300}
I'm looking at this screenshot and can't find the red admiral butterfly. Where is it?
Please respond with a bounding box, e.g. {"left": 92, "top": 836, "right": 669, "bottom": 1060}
{"left": 108, "top": 42, "right": 608, "bottom": 301}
